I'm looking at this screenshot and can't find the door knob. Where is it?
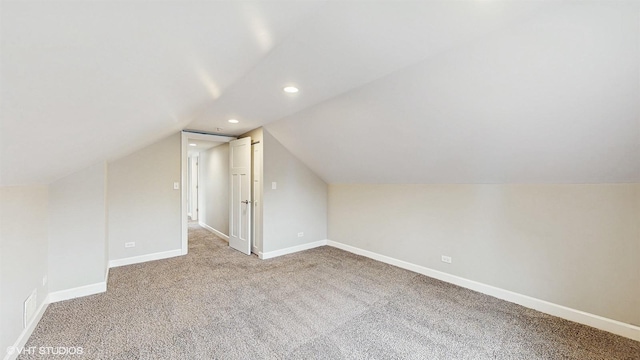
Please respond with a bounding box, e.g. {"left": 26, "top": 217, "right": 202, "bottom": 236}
{"left": 241, "top": 200, "right": 251, "bottom": 204}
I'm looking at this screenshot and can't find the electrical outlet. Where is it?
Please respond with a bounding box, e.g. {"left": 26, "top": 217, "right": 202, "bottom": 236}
{"left": 272, "top": 182, "right": 277, "bottom": 190}
{"left": 173, "top": 182, "right": 180, "bottom": 190}
{"left": 441, "top": 255, "right": 452, "bottom": 264}
{"left": 297, "top": 232, "right": 304, "bottom": 238}
{"left": 42, "top": 275, "right": 47, "bottom": 286}
{"left": 125, "top": 242, "right": 135, "bottom": 248}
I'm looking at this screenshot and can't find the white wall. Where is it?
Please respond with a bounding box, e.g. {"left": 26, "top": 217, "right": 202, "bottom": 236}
{"left": 108, "top": 133, "right": 181, "bottom": 262}
{"left": 0, "top": 186, "right": 49, "bottom": 355}
{"left": 187, "top": 155, "right": 198, "bottom": 220}
{"left": 198, "top": 144, "right": 229, "bottom": 235}
{"left": 328, "top": 183, "right": 640, "bottom": 326}
{"left": 262, "top": 129, "right": 327, "bottom": 253}
{"left": 48, "top": 162, "right": 107, "bottom": 292}
{"left": 240, "top": 127, "right": 263, "bottom": 143}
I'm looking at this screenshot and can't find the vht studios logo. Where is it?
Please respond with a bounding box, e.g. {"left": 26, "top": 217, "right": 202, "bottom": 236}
{"left": 6, "top": 346, "right": 84, "bottom": 355}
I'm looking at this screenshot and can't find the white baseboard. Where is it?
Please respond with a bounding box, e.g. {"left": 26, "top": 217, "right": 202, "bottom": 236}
{"left": 47, "top": 281, "right": 106, "bottom": 303}
{"left": 259, "top": 240, "right": 327, "bottom": 260}
{"left": 5, "top": 252, "right": 176, "bottom": 359}
{"left": 3, "top": 298, "right": 49, "bottom": 360}
{"left": 108, "top": 249, "right": 183, "bottom": 268}
{"left": 326, "top": 240, "right": 640, "bottom": 342}
{"left": 4, "top": 266, "right": 112, "bottom": 360}
{"left": 199, "top": 222, "right": 229, "bottom": 242}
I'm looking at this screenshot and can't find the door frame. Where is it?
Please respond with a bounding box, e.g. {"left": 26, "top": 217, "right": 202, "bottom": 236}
{"left": 181, "top": 131, "right": 236, "bottom": 255}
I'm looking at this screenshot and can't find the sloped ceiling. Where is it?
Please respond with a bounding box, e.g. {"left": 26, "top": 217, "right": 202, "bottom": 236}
{"left": 0, "top": 0, "right": 323, "bottom": 185}
{"left": 266, "top": 1, "right": 640, "bottom": 183}
{"left": 2, "top": 1, "right": 638, "bottom": 185}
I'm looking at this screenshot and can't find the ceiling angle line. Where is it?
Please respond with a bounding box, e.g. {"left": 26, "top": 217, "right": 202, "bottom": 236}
{"left": 182, "top": 129, "right": 236, "bottom": 138}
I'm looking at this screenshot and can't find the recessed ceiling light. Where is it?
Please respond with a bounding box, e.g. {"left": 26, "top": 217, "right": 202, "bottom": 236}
{"left": 228, "top": 119, "right": 239, "bottom": 124}
{"left": 189, "top": 143, "right": 197, "bottom": 147}
{"left": 283, "top": 86, "right": 299, "bottom": 93}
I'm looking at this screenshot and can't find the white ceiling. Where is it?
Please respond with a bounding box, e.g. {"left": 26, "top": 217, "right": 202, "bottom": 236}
{"left": 2, "top": 1, "right": 638, "bottom": 185}
{"left": 265, "top": 1, "right": 640, "bottom": 183}
{"left": 1, "top": 0, "right": 323, "bottom": 185}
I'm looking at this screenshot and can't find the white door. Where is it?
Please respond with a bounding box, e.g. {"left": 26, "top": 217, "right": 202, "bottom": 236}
{"left": 229, "top": 137, "right": 252, "bottom": 255}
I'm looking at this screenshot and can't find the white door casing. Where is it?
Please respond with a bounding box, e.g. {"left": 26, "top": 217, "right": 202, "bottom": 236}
{"left": 229, "top": 137, "right": 252, "bottom": 255}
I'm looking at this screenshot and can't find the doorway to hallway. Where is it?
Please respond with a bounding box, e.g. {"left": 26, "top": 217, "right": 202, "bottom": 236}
{"left": 181, "top": 132, "right": 233, "bottom": 255}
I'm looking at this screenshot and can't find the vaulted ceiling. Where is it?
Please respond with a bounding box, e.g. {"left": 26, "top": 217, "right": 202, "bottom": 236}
{"left": 2, "top": 1, "right": 638, "bottom": 185}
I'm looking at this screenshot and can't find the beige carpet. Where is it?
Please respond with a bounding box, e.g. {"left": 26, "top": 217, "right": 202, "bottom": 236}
{"left": 20, "top": 224, "right": 640, "bottom": 359}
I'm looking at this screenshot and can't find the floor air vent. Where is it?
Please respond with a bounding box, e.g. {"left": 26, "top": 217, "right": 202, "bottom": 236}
{"left": 24, "top": 289, "right": 37, "bottom": 328}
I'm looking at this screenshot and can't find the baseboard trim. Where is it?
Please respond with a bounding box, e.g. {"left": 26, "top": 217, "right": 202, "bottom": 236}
{"left": 47, "top": 281, "right": 106, "bottom": 303}
{"left": 326, "top": 240, "right": 640, "bottom": 342}
{"left": 259, "top": 240, "right": 328, "bottom": 260}
{"left": 199, "top": 222, "right": 229, "bottom": 242}
{"left": 108, "top": 249, "right": 183, "bottom": 268}
{"left": 3, "top": 298, "right": 49, "bottom": 360}
{"left": 5, "top": 268, "right": 112, "bottom": 360}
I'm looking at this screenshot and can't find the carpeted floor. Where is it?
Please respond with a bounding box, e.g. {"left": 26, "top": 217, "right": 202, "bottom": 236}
{"left": 20, "top": 224, "right": 640, "bottom": 359}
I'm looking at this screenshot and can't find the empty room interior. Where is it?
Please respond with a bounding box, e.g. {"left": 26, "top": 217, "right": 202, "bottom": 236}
{"left": 1, "top": 1, "right": 639, "bottom": 359}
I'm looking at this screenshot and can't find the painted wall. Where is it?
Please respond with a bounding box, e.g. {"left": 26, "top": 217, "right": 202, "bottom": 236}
{"left": 328, "top": 183, "right": 640, "bottom": 326}
{"left": 0, "top": 186, "right": 49, "bottom": 355}
{"left": 108, "top": 133, "right": 181, "bottom": 261}
{"left": 198, "top": 143, "right": 229, "bottom": 235}
{"left": 262, "top": 130, "right": 327, "bottom": 253}
{"left": 188, "top": 155, "right": 199, "bottom": 220}
{"left": 48, "top": 162, "right": 107, "bottom": 292}
{"left": 239, "top": 128, "right": 263, "bottom": 143}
